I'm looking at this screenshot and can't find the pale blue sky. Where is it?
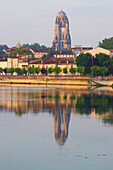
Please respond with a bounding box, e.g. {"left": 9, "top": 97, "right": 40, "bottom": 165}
{"left": 0, "top": 0, "right": 113, "bottom": 48}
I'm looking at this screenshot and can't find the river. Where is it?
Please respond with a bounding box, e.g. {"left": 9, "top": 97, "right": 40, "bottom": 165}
{"left": 0, "top": 86, "right": 113, "bottom": 170}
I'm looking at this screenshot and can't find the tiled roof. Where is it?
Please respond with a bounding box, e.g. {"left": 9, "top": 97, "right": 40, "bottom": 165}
{"left": 71, "top": 47, "right": 93, "bottom": 50}
{"left": 109, "top": 49, "right": 113, "bottom": 52}
{"left": 53, "top": 51, "right": 74, "bottom": 55}
{"left": 30, "top": 57, "right": 74, "bottom": 64}
{"left": 31, "top": 48, "right": 49, "bottom": 53}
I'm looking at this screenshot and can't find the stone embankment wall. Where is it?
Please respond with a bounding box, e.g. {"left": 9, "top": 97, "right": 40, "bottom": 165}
{"left": 0, "top": 75, "right": 89, "bottom": 89}
{"left": 0, "top": 75, "right": 113, "bottom": 88}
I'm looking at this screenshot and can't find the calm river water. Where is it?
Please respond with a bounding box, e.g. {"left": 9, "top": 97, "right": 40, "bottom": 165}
{"left": 0, "top": 86, "right": 113, "bottom": 170}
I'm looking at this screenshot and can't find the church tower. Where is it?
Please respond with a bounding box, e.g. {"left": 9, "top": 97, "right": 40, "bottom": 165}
{"left": 52, "top": 10, "right": 71, "bottom": 50}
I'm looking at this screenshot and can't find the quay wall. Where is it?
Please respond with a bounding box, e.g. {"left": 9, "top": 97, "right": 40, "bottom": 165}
{"left": 0, "top": 75, "right": 113, "bottom": 88}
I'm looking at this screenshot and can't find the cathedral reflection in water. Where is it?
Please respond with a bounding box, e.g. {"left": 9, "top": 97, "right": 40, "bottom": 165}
{"left": 53, "top": 108, "right": 71, "bottom": 145}
{"left": 0, "top": 87, "right": 113, "bottom": 145}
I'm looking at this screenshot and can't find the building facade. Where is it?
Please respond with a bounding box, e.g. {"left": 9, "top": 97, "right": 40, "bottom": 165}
{"left": 52, "top": 10, "right": 71, "bottom": 50}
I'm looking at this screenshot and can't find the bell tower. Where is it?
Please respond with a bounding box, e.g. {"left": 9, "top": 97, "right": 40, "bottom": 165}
{"left": 52, "top": 10, "right": 71, "bottom": 50}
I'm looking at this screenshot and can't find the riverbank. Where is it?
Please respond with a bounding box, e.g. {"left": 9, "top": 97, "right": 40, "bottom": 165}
{"left": 0, "top": 75, "right": 113, "bottom": 89}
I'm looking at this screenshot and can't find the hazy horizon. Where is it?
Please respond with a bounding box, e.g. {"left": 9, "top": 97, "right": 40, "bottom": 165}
{"left": 0, "top": 0, "right": 113, "bottom": 48}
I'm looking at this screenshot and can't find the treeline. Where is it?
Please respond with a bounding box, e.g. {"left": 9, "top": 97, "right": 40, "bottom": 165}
{"left": 99, "top": 37, "right": 113, "bottom": 49}
{"left": 0, "top": 66, "right": 78, "bottom": 75}
{"left": 22, "top": 43, "right": 48, "bottom": 49}
{"left": 76, "top": 53, "right": 113, "bottom": 76}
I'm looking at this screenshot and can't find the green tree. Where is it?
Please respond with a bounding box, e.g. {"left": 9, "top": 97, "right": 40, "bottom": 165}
{"left": 77, "top": 66, "right": 85, "bottom": 75}
{"left": 15, "top": 68, "right": 22, "bottom": 75}
{"left": 69, "top": 67, "right": 76, "bottom": 74}
{"left": 99, "top": 66, "right": 108, "bottom": 76}
{"left": 7, "top": 68, "right": 15, "bottom": 75}
{"left": 9, "top": 47, "right": 27, "bottom": 57}
{"left": 34, "top": 67, "right": 40, "bottom": 74}
{"left": 63, "top": 67, "right": 68, "bottom": 74}
{"left": 47, "top": 50, "right": 54, "bottom": 58}
{"left": 41, "top": 68, "right": 47, "bottom": 75}
{"left": 76, "top": 53, "right": 92, "bottom": 67}
{"left": 0, "top": 67, "right": 3, "bottom": 74}
{"left": 99, "top": 37, "right": 113, "bottom": 49}
{"left": 90, "top": 66, "right": 100, "bottom": 76}
{"left": 22, "top": 67, "right": 27, "bottom": 75}
{"left": 22, "top": 43, "right": 48, "bottom": 49}
{"left": 54, "top": 67, "right": 62, "bottom": 75}
{"left": 28, "top": 67, "right": 34, "bottom": 75}
{"left": 96, "top": 53, "right": 110, "bottom": 66}
{"left": 47, "top": 67, "right": 54, "bottom": 74}
{"left": 103, "top": 58, "right": 113, "bottom": 67}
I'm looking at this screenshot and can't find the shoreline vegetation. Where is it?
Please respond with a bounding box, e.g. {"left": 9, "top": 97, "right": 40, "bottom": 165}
{"left": 0, "top": 75, "right": 113, "bottom": 88}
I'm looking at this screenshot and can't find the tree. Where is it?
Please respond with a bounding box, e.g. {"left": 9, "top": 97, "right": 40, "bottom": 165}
{"left": 22, "top": 67, "right": 27, "bottom": 75}
{"left": 99, "top": 37, "right": 113, "bottom": 49}
{"left": 54, "top": 67, "right": 62, "bottom": 75}
{"left": 108, "top": 65, "right": 113, "bottom": 75}
{"left": 90, "top": 66, "right": 100, "bottom": 76}
{"left": 77, "top": 66, "right": 85, "bottom": 75}
{"left": 103, "top": 58, "right": 113, "bottom": 67}
{"left": 15, "top": 68, "right": 22, "bottom": 75}
{"left": 63, "top": 67, "right": 68, "bottom": 74}
{"left": 99, "top": 66, "right": 108, "bottom": 76}
{"left": 0, "top": 67, "right": 3, "bottom": 74}
{"left": 47, "top": 50, "right": 54, "bottom": 58}
{"left": 7, "top": 68, "right": 15, "bottom": 75}
{"left": 76, "top": 53, "right": 92, "bottom": 67}
{"left": 69, "top": 67, "right": 76, "bottom": 74}
{"left": 96, "top": 53, "right": 110, "bottom": 66}
{"left": 28, "top": 67, "right": 34, "bottom": 75}
{"left": 9, "top": 47, "right": 27, "bottom": 57}
{"left": 34, "top": 67, "right": 40, "bottom": 74}
{"left": 41, "top": 67, "right": 47, "bottom": 75}
{"left": 3, "top": 68, "right": 7, "bottom": 74}
{"left": 47, "top": 67, "right": 54, "bottom": 74}
{"left": 22, "top": 43, "right": 48, "bottom": 49}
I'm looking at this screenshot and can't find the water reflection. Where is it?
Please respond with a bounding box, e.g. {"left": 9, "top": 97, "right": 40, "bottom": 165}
{"left": 53, "top": 108, "right": 71, "bottom": 145}
{"left": 0, "top": 87, "right": 113, "bottom": 145}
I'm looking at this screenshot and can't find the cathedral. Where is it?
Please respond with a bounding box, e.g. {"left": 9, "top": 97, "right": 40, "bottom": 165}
{"left": 52, "top": 10, "right": 71, "bottom": 50}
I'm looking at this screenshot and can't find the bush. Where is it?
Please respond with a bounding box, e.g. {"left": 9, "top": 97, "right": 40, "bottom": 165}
{"left": 99, "top": 66, "right": 108, "bottom": 76}
{"left": 3, "top": 68, "right": 7, "bottom": 74}
{"left": 77, "top": 66, "right": 85, "bottom": 75}
{"left": 90, "top": 66, "right": 100, "bottom": 76}
{"left": 0, "top": 67, "right": 3, "bottom": 73}
{"left": 22, "top": 67, "right": 27, "bottom": 75}
{"left": 63, "top": 67, "right": 68, "bottom": 74}
{"left": 15, "top": 68, "right": 22, "bottom": 75}
{"left": 28, "top": 67, "right": 34, "bottom": 75}
{"left": 41, "top": 67, "right": 47, "bottom": 75}
{"left": 69, "top": 67, "right": 76, "bottom": 74}
{"left": 7, "top": 68, "right": 15, "bottom": 75}
{"left": 34, "top": 67, "right": 40, "bottom": 74}
{"left": 47, "top": 67, "right": 54, "bottom": 74}
{"left": 54, "top": 67, "right": 62, "bottom": 75}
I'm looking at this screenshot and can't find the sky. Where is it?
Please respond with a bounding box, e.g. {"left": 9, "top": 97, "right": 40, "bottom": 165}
{"left": 0, "top": 0, "right": 113, "bottom": 48}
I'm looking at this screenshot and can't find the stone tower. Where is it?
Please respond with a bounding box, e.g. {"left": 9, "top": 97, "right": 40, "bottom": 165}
{"left": 52, "top": 10, "right": 71, "bottom": 50}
